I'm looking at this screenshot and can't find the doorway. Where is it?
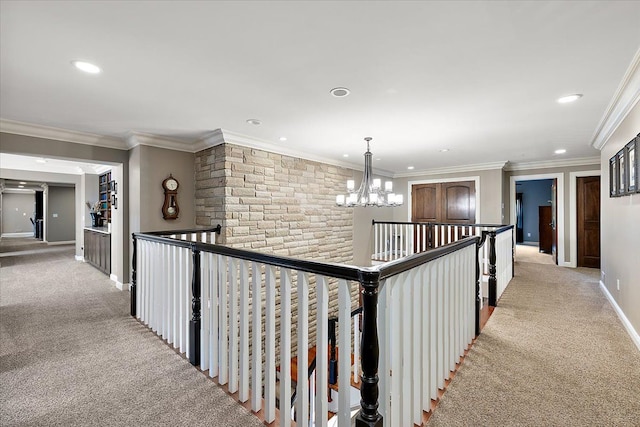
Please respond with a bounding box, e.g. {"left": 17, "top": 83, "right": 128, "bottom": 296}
{"left": 576, "top": 176, "right": 600, "bottom": 268}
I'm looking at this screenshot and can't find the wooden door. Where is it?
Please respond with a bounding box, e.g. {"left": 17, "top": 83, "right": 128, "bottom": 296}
{"left": 538, "top": 206, "right": 553, "bottom": 253}
{"left": 411, "top": 181, "right": 476, "bottom": 223}
{"left": 551, "top": 179, "right": 558, "bottom": 264}
{"left": 577, "top": 176, "right": 601, "bottom": 268}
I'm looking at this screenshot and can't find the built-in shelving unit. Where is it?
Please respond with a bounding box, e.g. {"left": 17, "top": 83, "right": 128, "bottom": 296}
{"left": 99, "top": 171, "right": 111, "bottom": 223}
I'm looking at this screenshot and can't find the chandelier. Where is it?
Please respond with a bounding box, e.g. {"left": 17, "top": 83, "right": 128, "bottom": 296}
{"left": 336, "top": 137, "right": 403, "bottom": 207}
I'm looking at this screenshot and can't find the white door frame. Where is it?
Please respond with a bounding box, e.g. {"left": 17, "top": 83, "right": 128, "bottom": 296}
{"left": 509, "top": 173, "right": 566, "bottom": 266}
{"left": 407, "top": 176, "right": 481, "bottom": 222}
{"left": 569, "top": 170, "right": 601, "bottom": 268}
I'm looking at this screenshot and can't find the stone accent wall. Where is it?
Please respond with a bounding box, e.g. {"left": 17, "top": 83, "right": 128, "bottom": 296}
{"left": 195, "top": 143, "right": 358, "bottom": 360}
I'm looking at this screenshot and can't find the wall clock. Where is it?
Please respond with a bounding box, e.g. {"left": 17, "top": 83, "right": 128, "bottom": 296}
{"left": 162, "top": 174, "right": 180, "bottom": 220}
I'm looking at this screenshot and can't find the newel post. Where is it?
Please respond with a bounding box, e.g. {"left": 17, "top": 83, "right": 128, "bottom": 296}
{"left": 475, "top": 234, "right": 485, "bottom": 336}
{"left": 488, "top": 231, "right": 497, "bottom": 307}
{"left": 355, "top": 271, "right": 383, "bottom": 427}
{"left": 130, "top": 234, "right": 137, "bottom": 317}
{"left": 189, "top": 247, "right": 201, "bottom": 366}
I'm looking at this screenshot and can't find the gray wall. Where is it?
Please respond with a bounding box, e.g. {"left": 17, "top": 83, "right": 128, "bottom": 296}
{"left": 47, "top": 186, "right": 75, "bottom": 242}
{"left": 600, "top": 102, "right": 639, "bottom": 337}
{"left": 392, "top": 168, "right": 504, "bottom": 223}
{"left": 129, "top": 144, "right": 196, "bottom": 234}
{"left": 0, "top": 132, "right": 129, "bottom": 284}
{"left": 517, "top": 179, "right": 553, "bottom": 242}
{"left": 1, "top": 192, "right": 35, "bottom": 234}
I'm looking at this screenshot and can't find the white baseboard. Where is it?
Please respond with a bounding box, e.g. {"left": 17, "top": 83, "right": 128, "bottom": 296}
{"left": 48, "top": 240, "right": 75, "bottom": 246}
{"left": 1, "top": 232, "right": 34, "bottom": 238}
{"left": 110, "top": 274, "right": 129, "bottom": 291}
{"left": 600, "top": 280, "right": 640, "bottom": 351}
{"left": 75, "top": 255, "right": 84, "bottom": 261}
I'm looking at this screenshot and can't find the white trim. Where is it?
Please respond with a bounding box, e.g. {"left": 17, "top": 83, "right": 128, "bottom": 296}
{"left": 600, "top": 280, "right": 640, "bottom": 351}
{"left": 126, "top": 132, "right": 195, "bottom": 153}
{"left": 110, "top": 274, "right": 127, "bottom": 291}
{"left": 510, "top": 173, "right": 565, "bottom": 266}
{"left": 195, "top": 129, "right": 395, "bottom": 176}
{"left": 395, "top": 161, "right": 506, "bottom": 178}
{"left": 505, "top": 157, "right": 600, "bottom": 172}
{"left": 75, "top": 255, "right": 84, "bottom": 261}
{"left": 591, "top": 47, "right": 640, "bottom": 150}
{"left": 407, "top": 176, "right": 481, "bottom": 223}
{"left": 568, "top": 170, "right": 601, "bottom": 268}
{"left": 47, "top": 240, "right": 75, "bottom": 246}
{"left": 0, "top": 232, "right": 34, "bottom": 238}
{"left": 0, "top": 119, "right": 127, "bottom": 150}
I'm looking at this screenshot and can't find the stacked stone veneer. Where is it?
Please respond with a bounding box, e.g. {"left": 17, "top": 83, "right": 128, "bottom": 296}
{"left": 195, "top": 143, "right": 358, "bottom": 360}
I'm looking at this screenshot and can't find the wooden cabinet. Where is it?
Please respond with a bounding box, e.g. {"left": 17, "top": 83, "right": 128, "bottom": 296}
{"left": 84, "top": 228, "right": 111, "bottom": 275}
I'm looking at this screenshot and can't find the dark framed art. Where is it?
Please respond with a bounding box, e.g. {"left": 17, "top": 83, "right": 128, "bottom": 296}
{"left": 609, "top": 156, "right": 618, "bottom": 197}
{"left": 617, "top": 148, "right": 626, "bottom": 196}
{"left": 626, "top": 137, "right": 637, "bottom": 193}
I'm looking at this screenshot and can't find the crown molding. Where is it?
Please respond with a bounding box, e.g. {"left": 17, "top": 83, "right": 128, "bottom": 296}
{"left": 126, "top": 132, "right": 195, "bottom": 152}
{"left": 591, "top": 47, "right": 640, "bottom": 150}
{"left": 195, "top": 128, "right": 395, "bottom": 176}
{"left": 504, "top": 156, "right": 600, "bottom": 172}
{"left": 0, "top": 119, "right": 127, "bottom": 150}
{"left": 394, "top": 161, "right": 508, "bottom": 178}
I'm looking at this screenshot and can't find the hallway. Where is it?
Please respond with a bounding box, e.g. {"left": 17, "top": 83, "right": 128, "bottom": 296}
{"left": 0, "top": 241, "right": 263, "bottom": 426}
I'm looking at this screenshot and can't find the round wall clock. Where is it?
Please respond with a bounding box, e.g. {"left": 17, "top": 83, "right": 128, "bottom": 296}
{"left": 161, "top": 174, "right": 180, "bottom": 220}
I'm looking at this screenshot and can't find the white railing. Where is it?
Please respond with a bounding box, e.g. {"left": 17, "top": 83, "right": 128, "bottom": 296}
{"left": 378, "top": 243, "right": 477, "bottom": 425}
{"left": 494, "top": 226, "right": 514, "bottom": 302}
{"left": 132, "top": 227, "right": 485, "bottom": 427}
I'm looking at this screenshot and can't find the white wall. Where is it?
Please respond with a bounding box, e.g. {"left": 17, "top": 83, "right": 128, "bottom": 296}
{"left": 1, "top": 192, "right": 35, "bottom": 234}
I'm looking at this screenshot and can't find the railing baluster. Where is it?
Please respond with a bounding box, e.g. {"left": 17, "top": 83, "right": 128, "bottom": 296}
{"left": 239, "top": 260, "right": 250, "bottom": 403}
{"left": 279, "top": 268, "right": 292, "bottom": 427}
{"left": 264, "top": 265, "right": 276, "bottom": 424}
{"left": 338, "top": 279, "right": 352, "bottom": 427}
{"left": 251, "top": 262, "right": 262, "bottom": 412}
{"left": 488, "top": 231, "right": 497, "bottom": 306}
{"left": 315, "top": 276, "right": 329, "bottom": 427}
{"left": 189, "top": 248, "right": 201, "bottom": 366}
{"left": 296, "top": 271, "right": 310, "bottom": 426}
{"left": 229, "top": 258, "right": 239, "bottom": 393}
{"left": 219, "top": 255, "right": 229, "bottom": 385}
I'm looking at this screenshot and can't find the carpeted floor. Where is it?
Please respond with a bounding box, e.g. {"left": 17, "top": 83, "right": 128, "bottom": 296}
{"left": 515, "top": 244, "right": 555, "bottom": 265}
{"left": 0, "top": 243, "right": 263, "bottom": 427}
{"left": 428, "top": 260, "right": 640, "bottom": 426}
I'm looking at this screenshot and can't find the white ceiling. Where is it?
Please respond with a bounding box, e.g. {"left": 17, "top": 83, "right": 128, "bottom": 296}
{"left": 1, "top": 1, "right": 639, "bottom": 175}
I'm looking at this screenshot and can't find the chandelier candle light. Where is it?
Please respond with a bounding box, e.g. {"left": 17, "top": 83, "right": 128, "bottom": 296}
{"left": 336, "top": 137, "right": 403, "bottom": 207}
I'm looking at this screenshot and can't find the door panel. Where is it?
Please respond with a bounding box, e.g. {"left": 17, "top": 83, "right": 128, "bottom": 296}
{"left": 411, "top": 184, "right": 439, "bottom": 222}
{"left": 441, "top": 183, "right": 476, "bottom": 223}
{"left": 577, "top": 176, "right": 601, "bottom": 268}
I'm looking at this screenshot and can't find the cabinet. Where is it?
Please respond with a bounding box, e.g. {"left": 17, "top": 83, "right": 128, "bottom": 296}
{"left": 99, "top": 172, "right": 112, "bottom": 224}
{"left": 84, "top": 229, "right": 111, "bottom": 275}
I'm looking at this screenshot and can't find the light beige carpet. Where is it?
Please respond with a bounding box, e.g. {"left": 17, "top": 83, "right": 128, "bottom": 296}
{"left": 0, "top": 245, "right": 264, "bottom": 427}
{"left": 428, "top": 260, "right": 640, "bottom": 426}
{"left": 515, "top": 244, "right": 556, "bottom": 265}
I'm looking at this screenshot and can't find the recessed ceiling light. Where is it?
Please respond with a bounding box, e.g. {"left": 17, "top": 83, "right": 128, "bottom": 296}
{"left": 36, "top": 158, "right": 47, "bottom": 164}
{"left": 19, "top": 181, "right": 27, "bottom": 184}
{"left": 18, "top": 185, "right": 24, "bottom": 188}
{"left": 439, "top": 148, "right": 450, "bottom": 152}
{"left": 407, "top": 166, "right": 415, "bottom": 170}
{"left": 279, "top": 137, "right": 287, "bottom": 141}
{"left": 555, "top": 149, "right": 567, "bottom": 154}
{"left": 376, "top": 158, "right": 381, "bottom": 161}
{"left": 246, "top": 119, "right": 261, "bottom": 125}
{"left": 343, "top": 154, "right": 349, "bottom": 158}
{"left": 330, "top": 87, "right": 350, "bottom": 98}
{"left": 557, "top": 94, "right": 582, "bottom": 104}
{"left": 71, "top": 60, "right": 101, "bottom": 74}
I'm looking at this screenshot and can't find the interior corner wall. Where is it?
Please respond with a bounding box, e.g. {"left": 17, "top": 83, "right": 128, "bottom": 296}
{"left": 600, "top": 102, "right": 640, "bottom": 339}
{"left": 133, "top": 144, "right": 196, "bottom": 233}
{"left": 392, "top": 168, "right": 504, "bottom": 223}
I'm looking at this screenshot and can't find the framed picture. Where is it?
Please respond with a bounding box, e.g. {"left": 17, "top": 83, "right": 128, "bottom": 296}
{"left": 617, "top": 149, "right": 626, "bottom": 196}
{"left": 626, "top": 137, "right": 637, "bottom": 193}
{"left": 109, "top": 180, "right": 118, "bottom": 194}
{"left": 609, "top": 156, "right": 618, "bottom": 197}
{"left": 111, "top": 194, "right": 118, "bottom": 210}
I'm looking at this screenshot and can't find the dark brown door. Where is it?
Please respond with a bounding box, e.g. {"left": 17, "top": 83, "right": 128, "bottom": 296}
{"left": 411, "top": 181, "right": 476, "bottom": 223}
{"left": 539, "top": 206, "right": 553, "bottom": 254}
{"left": 577, "top": 176, "right": 601, "bottom": 268}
